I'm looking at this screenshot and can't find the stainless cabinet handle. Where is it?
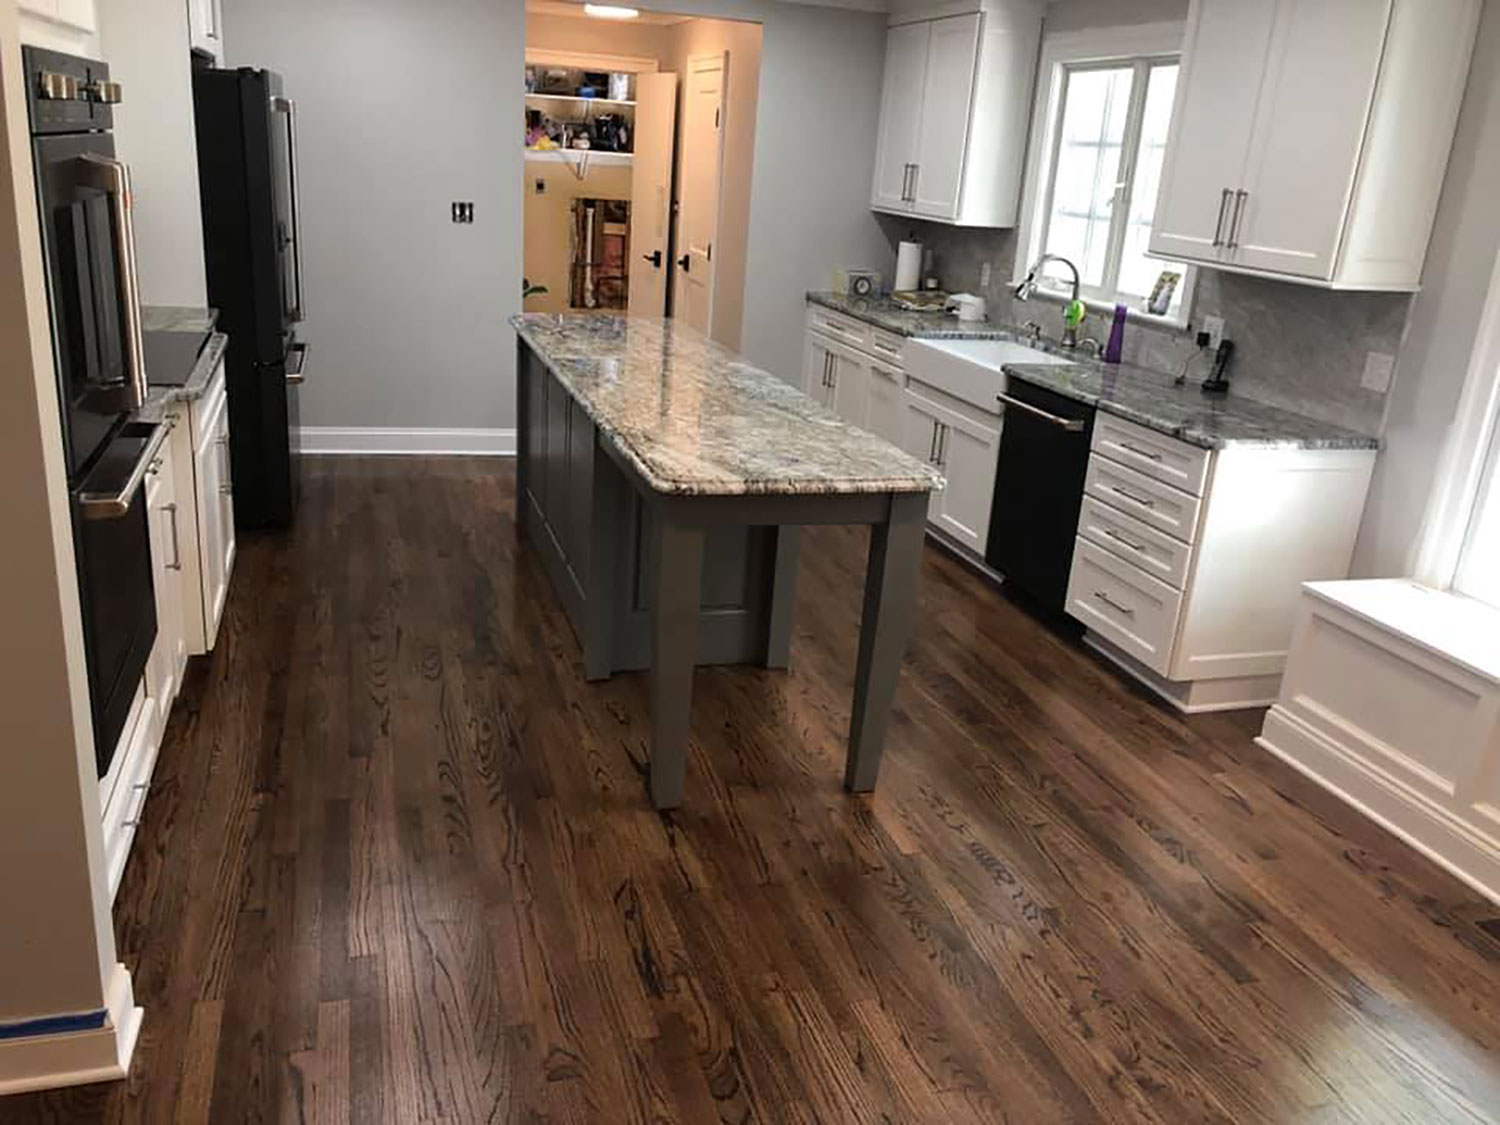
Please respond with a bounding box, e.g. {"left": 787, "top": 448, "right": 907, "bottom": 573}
{"left": 80, "top": 423, "right": 168, "bottom": 520}
{"left": 1212, "top": 188, "right": 1232, "bottom": 248}
{"left": 936, "top": 422, "right": 949, "bottom": 466}
{"left": 1093, "top": 590, "right": 1136, "bottom": 617}
{"left": 1119, "top": 441, "right": 1162, "bottom": 462}
{"left": 286, "top": 340, "right": 309, "bottom": 385}
{"left": 165, "top": 502, "right": 183, "bottom": 570}
{"left": 909, "top": 163, "right": 919, "bottom": 203}
{"left": 996, "top": 392, "right": 1086, "bottom": 433}
{"left": 123, "top": 781, "right": 150, "bottom": 827}
{"left": 1102, "top": 527, "right": 1148, "bottom": 553}
{"left": 1228, "top": 189, "right": 1248, "bottom": 250}
{"left": 77, "top": 154, "right": 147, "bottom": 412}
{"left": 927, "top": 419, "right": 939, "bottom": 463}
{"left": 1108, "top": 484, "right": 1156, "bottom": 509}
{"left": 901, "top": 163, "right": 912, "bottom": 203}
{"left": 272, "top": 96, "right": 306, "bottom": 322}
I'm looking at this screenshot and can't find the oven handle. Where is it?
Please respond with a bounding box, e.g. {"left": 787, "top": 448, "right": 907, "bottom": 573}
{"left": 286, "top": 340, "right": 309, "bottom": 385}
{"left": 80, "top": 423, "right": 168, "bottom": 520}
{"left": 77, "top": 154, "right": 147, "bottom": 412}
{"left": 272, "top": 96, "right": 306, "bottom": 323}
{"left": 996, "top": 392, "right": 1087, "bottom": 433}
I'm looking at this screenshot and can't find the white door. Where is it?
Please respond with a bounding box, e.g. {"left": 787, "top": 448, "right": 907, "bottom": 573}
{"left": 1228, "top": 0, "right": 1391, "bottom": 279}
{"left": 866, "top": 361, "right": 906, "bottom": 445}
{"left": 673, "top": 53, "right": 727, "bottom": 337}
{"left": 1148, "top": 0, "right": 1277, "bottom": 265}
{"left": 871, "top": 22, "right": 930, "bottom": 212}
{"left": 826, "top": 344, "right": 870, "bottom": 428}
{"left": 918, "top": 393, "right": 1000, "bottom": 555}
{"left": 911, "top": 14, "right": 981, "bottom": 221}
{"left": 803, "top": 332, "right": 835, "bottom": 404}
{"left": 629, "top": 72, "right": 678, "bottom": 317}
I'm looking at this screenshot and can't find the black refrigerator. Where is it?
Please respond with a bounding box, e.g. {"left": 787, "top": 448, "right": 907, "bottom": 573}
{"left": 192, "top": 64, "right": 307, "bottom": 528}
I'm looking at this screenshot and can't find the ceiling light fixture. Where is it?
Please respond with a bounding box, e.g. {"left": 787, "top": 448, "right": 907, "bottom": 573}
{"left": 583, "top": 4, "right": 640, "bottom": 18}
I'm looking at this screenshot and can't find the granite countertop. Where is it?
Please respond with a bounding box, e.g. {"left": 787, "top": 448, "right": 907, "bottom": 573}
{"left": 142, "top": 305, "right": 218, "bottom": 334}
{"left": 807, "top": 291, "right": 1010, "bottom": 339}
{"left": 1002, "top": 360, "right": 1381, "bottom": 451}
{"left": 511, "top": 314, "right": 945, "bottom": 497}
{"left": 133, "top": 331, "right": 229, "bottom": 424}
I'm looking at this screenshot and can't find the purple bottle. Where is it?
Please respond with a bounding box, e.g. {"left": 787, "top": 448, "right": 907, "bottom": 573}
{"left": 1105, "top": 303, "right": 1127, "bottom": 364}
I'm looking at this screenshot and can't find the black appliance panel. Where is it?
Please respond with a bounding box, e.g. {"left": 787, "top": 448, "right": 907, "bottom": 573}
{"left": 143, "top": 327, "right": 210, "bottom": 387}
{"left": 985, "top": 380, "right": 1097, "bottom": 615}
{"left": 24, "top": 46, "right": 112, "bottom": 135}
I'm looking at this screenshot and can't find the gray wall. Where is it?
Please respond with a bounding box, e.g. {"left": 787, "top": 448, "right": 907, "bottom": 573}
{"left": 1352, "top": 0, "right": 1500, "bottom": 578}
{"left": 878, "top": 217, "right": 1410, "bottom": 434}
{"left": 221, "top": 0, "right": 891, "bottom": 434}
{"left": 222, "top": 0, "right": 525, "bottom": 434}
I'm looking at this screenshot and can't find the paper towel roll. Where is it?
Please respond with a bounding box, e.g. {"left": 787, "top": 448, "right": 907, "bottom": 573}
{"left": 895, "top": 241, "right": 922, "bottom": 293}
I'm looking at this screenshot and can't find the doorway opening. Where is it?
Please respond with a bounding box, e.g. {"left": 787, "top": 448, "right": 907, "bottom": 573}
{"left": 522, "top": 1, "right": 762, "bottom": 347}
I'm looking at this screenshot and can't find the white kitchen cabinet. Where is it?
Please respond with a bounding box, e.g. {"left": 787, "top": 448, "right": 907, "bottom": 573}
{"left": 188, "top": 0, "right": 225, "bottom": 60}
{"left": 870, "top": 0, "right": 1043, "bottom": 228}
{"left": 194, "top": 366, "right": 236, "bottom": 653}
{"left": 19, "top": 0, "right": 97, "bottom": 32}
{"left": 903, "top": 385, "right": 1000, "bottom": 556}
{"left": 865, "top": 360, "right": 906, "bottom": 447}
{"left": 144, "top": 420, "right": 188, "bottom": 737}
{"left": 804, "top": 329, "right": 871, "bottom": 428}
{"left": 1149, "top": 0, "right": 1481, "bottom": 289}
{"left": 1066, "top": 414, "right": 1377, "bottom": 712}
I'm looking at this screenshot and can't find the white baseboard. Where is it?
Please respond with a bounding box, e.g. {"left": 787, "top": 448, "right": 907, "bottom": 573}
{"left": 0, "top": 962, "right": 141, "bottom": 1096}
{"left": 297, "top": 427, "right": 516, "bottom": 456}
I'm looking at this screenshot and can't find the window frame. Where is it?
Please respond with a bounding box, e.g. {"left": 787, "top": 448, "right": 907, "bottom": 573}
{"left": 1014, "top": 22, "right": 1195, "bottom": 330}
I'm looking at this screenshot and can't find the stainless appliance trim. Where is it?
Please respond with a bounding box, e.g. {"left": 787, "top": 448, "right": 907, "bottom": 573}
{"left": 996, "top": 392, "right": 1086, "bottom": 432}
{"left": 286, "top": 340, "right": 308, "bottom": 385}
{"left": 77, "top": 153, "right": 147, "bottom": 412}
{"left": 165, "top": 502, "right": 183, "bottom": 570}
{"left": 272, "top": 95, "right": 306, "bottom": 323}
{"left": 79, "top": 422, "right": 167, "bottom": 519}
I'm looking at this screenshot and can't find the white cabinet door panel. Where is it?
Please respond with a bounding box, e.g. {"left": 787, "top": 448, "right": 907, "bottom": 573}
{"left": 905, "top": 387, "right": 999, "bottom": 554}
{"left": 872, "top": 22, "right": 929, "bottom": 212}
{"left": 1229, "top": 0, "right": 1391, "bottom": 279}
{"left": 866, "top": 362, "right": 906, "bottom": 446}
{"left": 803, "top": 333, "right": 834, "bottom": 403}
{"left": 902, "top": 393, "right": 945, "bottom": 525}
{"left": 1148, "top": 0, "right": 1276, "bottom": 264}
{"left": 912, "top": 13, "right": 981, "bottom": 220}
{"left": 827, "top": 346, "right": 870, "bottom": 428}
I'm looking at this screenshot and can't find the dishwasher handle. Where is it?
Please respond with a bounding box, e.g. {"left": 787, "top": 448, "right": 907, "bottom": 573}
{"left": 996, "top": 392, "right": 1087, "bottom": 433}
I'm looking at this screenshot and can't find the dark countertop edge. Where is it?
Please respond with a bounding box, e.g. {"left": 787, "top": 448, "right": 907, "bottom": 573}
{"left": 513, "top": 324, "right": 944, "bottom": 498}
{"left": 805, "top": 291, "right": 1010, "bottom": 340}
{"left": 1001, "top": 364, "right": 1382, "bottom": 453}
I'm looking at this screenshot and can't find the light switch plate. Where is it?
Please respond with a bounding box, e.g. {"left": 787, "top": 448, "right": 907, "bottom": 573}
{"left": 1362, "top": 351, "right": 1396, "bottom": 394}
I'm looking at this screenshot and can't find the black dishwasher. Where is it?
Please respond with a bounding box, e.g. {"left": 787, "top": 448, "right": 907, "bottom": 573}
{"left": 985, "top": 379, "right": 1097, "bottom": 615}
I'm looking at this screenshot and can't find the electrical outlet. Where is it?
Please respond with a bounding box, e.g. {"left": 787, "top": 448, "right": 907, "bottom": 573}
{"left": 1202, "top": 315, "right": 1226, "bottom": 350}
{"left": 451, "top": 201, "right": 475, "bottom": 224}
{"left": 1361, "top": 351, "right": 1396, "bottom": 394}
{"left": 534, "top": 179, "right": 546, "bottom": 195}
{"left": 979, "top": 261, "right": 992, "bottom": 289}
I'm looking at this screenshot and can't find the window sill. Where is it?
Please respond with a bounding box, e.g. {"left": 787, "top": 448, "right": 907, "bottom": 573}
{"left": 1013, "top": 284, "right": 1192, "bottom": 333}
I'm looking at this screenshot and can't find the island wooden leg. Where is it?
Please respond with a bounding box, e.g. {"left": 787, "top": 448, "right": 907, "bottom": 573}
{"left": 845, "top": 492, "right": 926, "bottom": 792}
{"left": 648, "top": 513, "right": 704, "bottom": 809}
{"left": 761, "top": 525, "right": 801, "bottom": 670}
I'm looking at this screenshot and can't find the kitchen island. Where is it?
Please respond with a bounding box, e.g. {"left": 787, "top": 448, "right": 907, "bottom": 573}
{"left": 512, "top": 314, "right": 944, "bottom": 809}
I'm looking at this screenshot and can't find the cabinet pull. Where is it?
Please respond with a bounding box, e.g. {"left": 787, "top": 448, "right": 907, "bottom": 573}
{"left": 936, "top": 422, "right": 949, "bottom": 467}
{"left": 901, "top": 164, "right": 913, "bottom": 203}
{"left": 1118, "top": 440, "right": 1163, "bottom": 462}
{"left": 1102, "top": 527, "right": 1148, "bottom": 554}
{"left": 164, "top": 502, "right": 183, "bottom": 571}
{"left": 909, "top": 163, "right": 919, "bottom": 203}
{"left": 123, "top": 781, "right": 150, "bottom": 828}
{"left": 1108, "top": 484, "right": 1156, "bottom": 509}
{"left": 928, "top": 420, "right": 939, "bottom": 463}
{"left": 1212, "top": 188, "right": 1232, "bottom": 248}
{"left": 1093, "top": 590, "right": 1136, "bottom": 617}
{"left": 1228, "top": 189, "right": 1249, "bottom": 249}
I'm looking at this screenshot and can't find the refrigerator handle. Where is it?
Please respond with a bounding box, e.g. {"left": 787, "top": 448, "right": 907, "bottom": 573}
{"left": 272, "top": 95, "right": 306, "bottom": 323}
{"left": 77, "top": 153, "right": 147, "bottom": 412}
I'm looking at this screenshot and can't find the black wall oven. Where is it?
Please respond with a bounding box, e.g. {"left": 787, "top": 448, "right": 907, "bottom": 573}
{"left": 26, "top": 47, "right": 161, "bottom": 777}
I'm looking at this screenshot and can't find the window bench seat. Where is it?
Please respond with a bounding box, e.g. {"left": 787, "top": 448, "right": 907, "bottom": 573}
{"left": 1258, "top": 579, "right": 1500, "bottom": 903}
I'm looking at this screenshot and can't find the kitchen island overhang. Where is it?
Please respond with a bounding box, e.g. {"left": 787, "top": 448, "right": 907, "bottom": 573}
{"left": 512, "top": 314, "right": 943, "bottom": 809}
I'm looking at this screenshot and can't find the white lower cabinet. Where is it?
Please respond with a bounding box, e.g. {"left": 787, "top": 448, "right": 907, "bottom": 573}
{"left": 144, "top": 421, "right": 188, "bottom": 736}
{"left": 1066, "top": 413, "right": 1377, "bottom": 712}
{"left": 902, "top": 384, "right": 1000, "bottom": 556}
{"left": 193, "top": 368, "right": 236, "bottom": 651}
{"left": 865, "top": 361, "right": 906, "bottom": 447}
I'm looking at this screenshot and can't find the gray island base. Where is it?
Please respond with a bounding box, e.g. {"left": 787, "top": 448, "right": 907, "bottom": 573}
{"left": 512, "top": 315, "right": 944, "bottom": 809}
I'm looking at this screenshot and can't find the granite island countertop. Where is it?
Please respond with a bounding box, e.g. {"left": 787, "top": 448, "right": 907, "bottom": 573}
{"left": 807, "top": 291, "right": 1011, "bottom": 339}
{"left": 1002, "top": 359, "right": 1381, "bottom": 452}
{"left": 512, "top": 314, "right": 945, "bottom": 497}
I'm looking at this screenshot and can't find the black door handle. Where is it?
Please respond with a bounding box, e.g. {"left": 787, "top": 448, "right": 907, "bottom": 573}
{"left": 677, "top": 254, "right": 691, "bottom": 273}
{"left": 642, "top": 250, "right": 663, "bottom": 268}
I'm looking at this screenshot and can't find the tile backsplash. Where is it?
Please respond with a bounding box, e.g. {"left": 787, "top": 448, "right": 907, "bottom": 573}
{"left": 875, "top": 216, "right": 1411, "bottom": 434}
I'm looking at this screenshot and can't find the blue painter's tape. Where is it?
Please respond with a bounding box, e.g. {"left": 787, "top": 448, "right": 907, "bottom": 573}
{"left": 0, "top": 1009, "right": 108, "bottom": 1041}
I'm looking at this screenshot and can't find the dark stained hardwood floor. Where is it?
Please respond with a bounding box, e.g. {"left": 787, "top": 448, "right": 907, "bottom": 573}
{"left": 6, "top": 455, "right": 1500, "bottom": 1124}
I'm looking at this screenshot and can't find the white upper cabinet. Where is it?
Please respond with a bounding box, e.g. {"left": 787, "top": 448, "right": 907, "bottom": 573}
{"left": 188, "top": 0, "right": 226, "bottom": 60}
{"left": 871, "top": 0, "right": 1043, "bottom": 228}
{"left": 1149, "top": 0, "right": 1481, "bottom": 290}
{"left": 19, "top": 0, "right": 98, "bottom": 37}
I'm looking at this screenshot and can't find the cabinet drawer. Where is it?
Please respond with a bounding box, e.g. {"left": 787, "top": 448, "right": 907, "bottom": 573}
{"left": 1092, "top": 414, "right": 1211, "bottom": 496}
{"left": 870, "top": 328, "right": 906, "bottom": 365}
{"left": 806, "top": 305, "right": 869, "bottom": 351}
{"left": 1078, "top": 495, "right": 1194, "bottom": 590}
{"left": 1085, "top": 456, "right": 1202, "bottom": 545}
{"left": 1066, "top": 538, "right": 1183, "bottom": 677}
